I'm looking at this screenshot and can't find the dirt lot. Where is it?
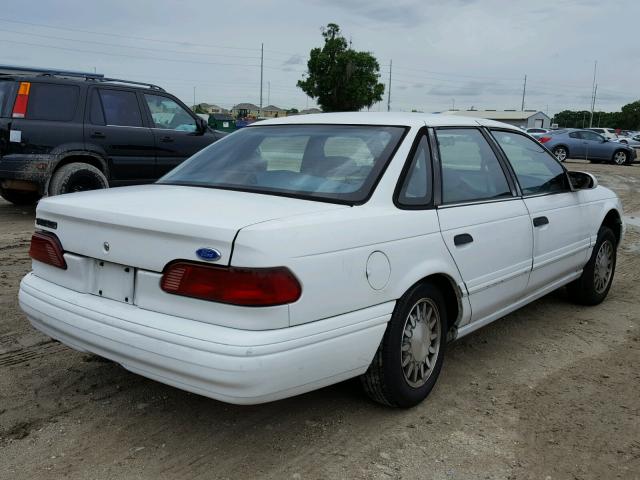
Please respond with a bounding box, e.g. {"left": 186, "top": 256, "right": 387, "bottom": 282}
{"left": 1, "top": 160, "right": 639, "bottom": 480}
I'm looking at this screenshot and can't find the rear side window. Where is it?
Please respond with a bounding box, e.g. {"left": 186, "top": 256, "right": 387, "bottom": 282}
{"left": 397, "top": 135, "right": 432, "bottom": 206}
{"left": 436, "top": 128, "right": 512, "bottom": 204}
{"left": 89, "top": 90, "right": 105, "bottom": 125}
{"left": 26, "top": 83, "right": 79, "bottom": 121}
{"left": 0, "top": 80, "right": 14, "bottom": 116}
{"left": 491, "top": 130, "right": 568, "bottom": 195}
{"left": 98, "top": 89, "right": 143, "bottom": 127}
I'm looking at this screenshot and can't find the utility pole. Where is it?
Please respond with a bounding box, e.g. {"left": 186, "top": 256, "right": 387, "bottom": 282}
{"left": 259, "top": 43, "right": 264, "bottom": 115}
{"left": 387, "top": 59, "right": 392, "bottom": 112}
{"left": 452, "top": 98, "right": 455, "bottom": 110}
{"left": 193, "top": 86, "right": 196, "bottom": 110}
{"left": 589, "top": 60, "right": 597, "bottom": 128}
{"left": 267, "top": 81, "right": 270, "bottom": 106}
{"left": 521, "top": 74, "right": 527, "bottom": 111}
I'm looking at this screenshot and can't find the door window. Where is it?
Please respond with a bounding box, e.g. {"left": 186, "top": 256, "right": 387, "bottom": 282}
{"left": 26, "top": 83, "right": 79, "bottom": 121}
{"left": 98, "top": 89, "right": 143, "bottom": 127}
{"left": 144, "top": 94, "right": 196, "bottom": 132}
{"left": 436, "top": 128, "right": 512, "bottom": 204}
{"left": 581, "top": 131, "right": 604, "bottom": 142}
{"left": 492, "top": 130, "right": 568, "bottom": 195}
{"left": 397, "top": 135, "right": 431, "bottom": 206}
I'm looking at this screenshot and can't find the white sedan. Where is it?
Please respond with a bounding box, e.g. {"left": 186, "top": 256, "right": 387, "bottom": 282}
{"left": 19, "top": 113, "right": 624, "bottom": 407}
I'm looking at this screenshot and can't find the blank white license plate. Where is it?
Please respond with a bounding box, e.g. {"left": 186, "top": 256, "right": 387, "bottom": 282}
{"left": 92, "top": 260, "right": 135, "bottom": 304}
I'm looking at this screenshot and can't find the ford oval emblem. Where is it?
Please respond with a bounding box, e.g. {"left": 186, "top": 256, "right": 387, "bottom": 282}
{"left": 196, "top": 248, "right": 221, "bottom": 261}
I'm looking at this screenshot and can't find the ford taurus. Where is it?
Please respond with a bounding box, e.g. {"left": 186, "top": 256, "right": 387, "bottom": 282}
{"left": 19, "top": 113, "right": 624, "bottom": 407}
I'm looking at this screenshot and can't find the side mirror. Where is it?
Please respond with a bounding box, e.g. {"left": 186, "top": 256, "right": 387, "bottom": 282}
{"left": 602, "top": 138, "right": 608, "bottom": 143}
{"left": 568, "top": 171, "right": 598, "bottom": 190}
{"left": 195, "top": 116, "right": 208, "bottom": 133}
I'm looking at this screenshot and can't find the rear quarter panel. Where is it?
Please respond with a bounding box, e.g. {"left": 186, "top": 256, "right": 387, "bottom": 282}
{"left": 232, "top": 206, "right": 467, "bottom": 327}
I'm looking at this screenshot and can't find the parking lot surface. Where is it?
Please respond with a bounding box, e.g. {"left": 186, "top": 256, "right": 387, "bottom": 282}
{"left": 1, "top": 161, "right": 639, "bottom": 480}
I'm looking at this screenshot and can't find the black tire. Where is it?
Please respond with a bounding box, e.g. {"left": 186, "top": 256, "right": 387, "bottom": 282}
{"left": 361, "top": 282, "right": 447, "bottom": 408}
{"left": 553, "top": 146, "right": 569, "bottom": 162}
{"left": 612, "top": 150, "right": 629, "bottom": 166}
{"left": 567, "top": 226, "right": 616, "bottom": 305}
{"left": 48, "top": 162, "right": 108, "bottom": 196}
{"left": 0, "top": 187, "right": 41, "bottom": 206}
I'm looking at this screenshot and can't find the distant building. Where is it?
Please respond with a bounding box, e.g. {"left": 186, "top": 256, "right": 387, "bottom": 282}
{"left": 262, "top": 105, "right": 287, "bottom": 118}
{"left": 193, "top": 103, "right": 227, "bottom": 114}
{"left": 231, "top": 103, "right": 261, "bottom": 119}
{"left": 443, "top": 109, "right": 551, "bottom": 128}
{"left": 300, "top": 107, "right": 322, "bottom": 115}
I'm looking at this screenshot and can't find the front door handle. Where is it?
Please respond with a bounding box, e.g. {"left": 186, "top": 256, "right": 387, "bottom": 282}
{"left": 160, "top": 136, "right": 174, "bottom": 143}
{"left": 454, "top": 233, "right": 474, "bottom": 246}
{"left": 91, "top": 131, "right": 105, "bottom": 139}
{"left": 533, "top": 216, "right": 549, "bottom": 227}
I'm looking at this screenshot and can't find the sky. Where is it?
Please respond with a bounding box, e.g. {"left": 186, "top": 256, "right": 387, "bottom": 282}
{"left": 2, "top": 0, "right": 639, "bottom": 116}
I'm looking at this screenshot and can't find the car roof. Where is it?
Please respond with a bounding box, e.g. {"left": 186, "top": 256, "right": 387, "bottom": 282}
{"left": 254, "top": 112, "right": 522, "bottom": 130}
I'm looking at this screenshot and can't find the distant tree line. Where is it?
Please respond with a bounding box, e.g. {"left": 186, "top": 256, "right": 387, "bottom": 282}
{"left": 553, "top": 100, "right": 640, "bottom": 130}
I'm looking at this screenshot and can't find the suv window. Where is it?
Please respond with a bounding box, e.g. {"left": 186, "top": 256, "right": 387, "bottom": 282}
{"left": 492, "top": 130, "right": 568, "bottom": 195}
{"left": 397, "top": 135, "right": 431, "bottom": 206}
{"left": 436, "top": 128, "right": 511, "bottom": 204}
{"left": 569, "top": 131, "right": 581, "bottom": 139}
{"left": 26, "top": 83, "right": 79, "bottom": 122}
{"left": 144, "top": 94, "right": 196, "bottom": 132}
{"left": 0, "top": 80, "right": 14, "bottom": 116}
{"left": 98, "top": 89, "right": 143, "bottom": 127}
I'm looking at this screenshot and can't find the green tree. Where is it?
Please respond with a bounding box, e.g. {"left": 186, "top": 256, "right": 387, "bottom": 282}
{"left": 297, "top": 23, "right": 384, "bottom": 112}
{"left": 620, "top": 100, "right": 640, "bottom": 130}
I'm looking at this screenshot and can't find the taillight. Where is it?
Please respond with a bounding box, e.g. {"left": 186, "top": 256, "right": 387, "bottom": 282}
{"left": 161, "top": 261, "right": 301, "bottom": 307}
{"left": 538, "top": 136, "right": 552, "bottom": 143}
{"left": 12, "top": 82, "right": 31, "bottom": 118}
{"left": 29, "top": 231, "right": 67, "bottom": 269}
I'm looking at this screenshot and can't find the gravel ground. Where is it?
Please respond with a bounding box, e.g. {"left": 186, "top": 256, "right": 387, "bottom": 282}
{"left": 0, "top": 160, "right": 639, "bottom": 480}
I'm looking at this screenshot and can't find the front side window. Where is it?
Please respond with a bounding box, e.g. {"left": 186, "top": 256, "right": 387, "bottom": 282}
{"left": 158, "top": 125, "right": 406, "bottom": 203}
{"left": 144, "top": 94, "right": 196, "bottom": 132}
{"left": 436, "top": 128, "right": 512, "bottom": 204}
{"left": 581, "top": 131, "right": 604, "bottom": 142}
{"left": 98, "top": 89, "right": 143, "bottom": 127}
{"left": 26, "top": 83, "right": 79, "bottom": 121}
{"left": 397, "top": 135, "right": 431, "bottom": 206}
{"left": 491, "top": 130, "right": 568, "bottom": 195}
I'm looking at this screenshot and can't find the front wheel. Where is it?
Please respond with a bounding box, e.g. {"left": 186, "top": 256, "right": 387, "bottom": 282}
{"left": 612, "top": 150, "right": 629, "bottom": 165}
{"left": 361, "top": 282, "right": 446, "bottom": 407}
{"left": 553, "top": 146, "right": 568, "bottom": 162}
{"left": 567, "top": 226, "right": 616, "bottom": 305}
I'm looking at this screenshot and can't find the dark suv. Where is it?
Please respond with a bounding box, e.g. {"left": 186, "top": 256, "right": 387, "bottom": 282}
{"left": 0, "top": 66, "right": 224, "bottom": 205}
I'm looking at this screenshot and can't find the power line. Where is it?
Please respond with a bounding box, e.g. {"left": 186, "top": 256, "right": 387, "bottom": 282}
{"left": 387, "top": 59, "right": 392, "bottom": 112}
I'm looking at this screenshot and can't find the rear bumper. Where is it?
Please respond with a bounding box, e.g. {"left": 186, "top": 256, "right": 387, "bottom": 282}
{"left": 0, "top": 154, "right": 51, "bottom": 192}
{"left": 19, "top": 273, "right": 392, "bottom": 404}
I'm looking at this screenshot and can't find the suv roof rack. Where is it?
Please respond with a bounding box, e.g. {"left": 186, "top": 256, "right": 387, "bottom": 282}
{"left": 0, "top": 65, "right": 164, "bottom": 91}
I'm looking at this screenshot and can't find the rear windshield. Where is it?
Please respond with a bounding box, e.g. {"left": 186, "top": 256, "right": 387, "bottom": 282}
{"left": 158, "top": 124, "right": 407, "bottom": 203}
{"left": 0, "top": 80, "right": 14, "bottom": 117}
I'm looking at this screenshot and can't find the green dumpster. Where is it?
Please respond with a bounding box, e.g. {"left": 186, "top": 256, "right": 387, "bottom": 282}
{"left": 208, "top": 113, "right": 236, "bottom": 133}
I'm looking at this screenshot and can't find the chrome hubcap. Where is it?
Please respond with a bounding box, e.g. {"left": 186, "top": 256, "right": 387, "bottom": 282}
{"left": 594, "top": 240, "right": 613, "bottom": 294}
{"left": 555, "top": 148, "right": 567, "bottom": 161}
{"left": 401, "top": 298, "right": 441, "bottom": 388}
{"left": 614, "top": 152, "right": 626, "bottom": 164}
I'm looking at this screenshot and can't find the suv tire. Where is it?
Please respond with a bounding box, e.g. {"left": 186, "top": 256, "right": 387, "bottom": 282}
{"left": 361, "top": 282, "right": 446, "bottom": 407}
{"left": 49, "top": 163, "right": 108, "bottom": 196}
{"left": 0, "top": 188, "right": 41, "bottom": 206}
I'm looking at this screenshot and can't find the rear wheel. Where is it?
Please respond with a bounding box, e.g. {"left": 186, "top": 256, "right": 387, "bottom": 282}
{"left": 612, "top": 150, "right": 629, "bottom": 165}
{"left": 553, "top": 146, "right": 568, "bottom": 162}
{"left": 0, "top": 187, "right": 41, "bottom": 206}
{"left": 48, "top": 162, "right": 108, "bottom": 196}
{"left": 567, "top": 226, "right": 616, "bottom": 305}
{"left": 361, "top": 282, "right": 446, "bottom": 407}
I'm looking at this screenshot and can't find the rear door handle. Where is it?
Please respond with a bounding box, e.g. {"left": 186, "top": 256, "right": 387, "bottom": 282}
{"left": 454, "top": 233, "right": 474, "bottom": 246}
{"left": 90, "top": 131, "right": 105, "bottom": 138}
{"left": 533, "top": 216, "right": 549, "bottom": 227}
{"left": 160, "top": 136, "right": 174, "bottom": 143}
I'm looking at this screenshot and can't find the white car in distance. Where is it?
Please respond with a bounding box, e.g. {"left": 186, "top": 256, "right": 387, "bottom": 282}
{"left": 19, "top": 113, "right": 624, "bottom": 407}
